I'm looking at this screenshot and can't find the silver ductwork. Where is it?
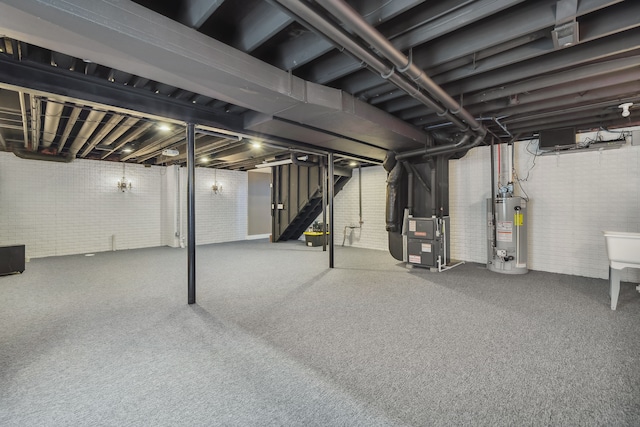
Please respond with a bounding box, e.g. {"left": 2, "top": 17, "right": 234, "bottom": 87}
{"left": 42, "top": 100, "right": 63, "bottom": 147}
{"left": 68, "top": 110, "right": 105, "bottom": 156}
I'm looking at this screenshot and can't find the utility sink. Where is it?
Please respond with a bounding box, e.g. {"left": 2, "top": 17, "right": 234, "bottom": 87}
{"left": 603, "top": 231, "right": 640, "bottom": 310}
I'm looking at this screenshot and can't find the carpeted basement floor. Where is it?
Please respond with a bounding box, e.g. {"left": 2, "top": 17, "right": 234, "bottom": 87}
{"left": 1, "top": 240, "right": 639, "bottom": 426}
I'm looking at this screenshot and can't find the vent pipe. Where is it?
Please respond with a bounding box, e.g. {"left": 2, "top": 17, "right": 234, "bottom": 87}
{"left": 276, "top": 0, "right": 478, "bottom": 135}
{"left": 315, "top": 0, "right": 485, "bottom": 137}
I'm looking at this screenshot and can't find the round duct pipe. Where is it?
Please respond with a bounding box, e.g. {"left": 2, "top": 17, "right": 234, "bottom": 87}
{"left": 12, "top": 148, "right": 74, "bottom": 163}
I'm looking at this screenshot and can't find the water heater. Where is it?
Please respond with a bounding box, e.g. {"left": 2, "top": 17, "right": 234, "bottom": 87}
{"left": 487, "top": 197, "right": 528, "bottom": 274}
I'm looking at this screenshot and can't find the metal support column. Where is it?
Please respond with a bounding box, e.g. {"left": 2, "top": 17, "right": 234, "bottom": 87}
{"left": 187, "top": 123, "right": 196, "bottom": 304}
{"left": 328, "top": 153, "right": 335, "bottom": 268}
{"left": 322, "top": 163, "right": 327, "bottom": 252}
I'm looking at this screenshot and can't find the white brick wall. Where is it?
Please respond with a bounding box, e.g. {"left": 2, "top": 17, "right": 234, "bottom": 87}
{"left": 161, "top": 165, "right": 180, "bottom": 247}
{"left": 333, "top": 166, "right": 388, "bottom": 251}
{"left": 0, "top": 154, "right": 249, "bottom": 259}
{"left": 0, "top": 152, "right": 162, "bottom": 258}
{"left": 333, "top": 128, "right": 640, "bottom": 282}
{"left": 449, "top": 146, "right": 492, "bottom": 263}
{"left": 450, "top": 128, "right": 640, "bottom": 282}
{"left": 179, "top": 167, "right": 248, "bottom": 245}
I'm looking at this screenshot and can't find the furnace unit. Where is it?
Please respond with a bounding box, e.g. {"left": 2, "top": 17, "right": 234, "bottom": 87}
{"left": 406, "top": 216, "right": 450, "bottom": 270}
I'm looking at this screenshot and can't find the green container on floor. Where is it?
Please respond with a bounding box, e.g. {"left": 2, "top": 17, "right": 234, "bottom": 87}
{"left": 303, "top": 231, "right": 329, "bottom": 247}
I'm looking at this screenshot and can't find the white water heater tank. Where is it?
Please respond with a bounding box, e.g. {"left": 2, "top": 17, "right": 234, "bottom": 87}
{"left": 487, "top": 197, "right": 528, "bottom": 274}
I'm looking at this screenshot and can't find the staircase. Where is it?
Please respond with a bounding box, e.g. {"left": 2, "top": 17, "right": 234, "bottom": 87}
{"left": 277, "top": 175, "right": 350, "bottom": 241}
{"left": 272, "top": 163, "right": 351, "bottom": 242}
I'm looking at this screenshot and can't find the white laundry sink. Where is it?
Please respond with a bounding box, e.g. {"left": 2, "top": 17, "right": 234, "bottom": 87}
{"left": 603, "top": 231, "right": 640, "bottom": 310}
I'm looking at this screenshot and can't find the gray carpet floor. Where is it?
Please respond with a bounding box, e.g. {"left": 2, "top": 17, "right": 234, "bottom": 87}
{"left": 1, "top": 240, "right": 639, "bottom": 426}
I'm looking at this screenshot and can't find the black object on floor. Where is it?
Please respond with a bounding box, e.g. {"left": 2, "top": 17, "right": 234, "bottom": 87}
{"left": 0, "top": 245, "right": 25, "bottom": 275}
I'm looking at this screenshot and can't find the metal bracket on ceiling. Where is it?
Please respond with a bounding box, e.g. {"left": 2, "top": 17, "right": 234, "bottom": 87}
{"left": 397, "top": 48, "right": 412, "bottom": 73}
{"left": 552, "top": 0, "right": 579, "bottom": 48}
{"left": 381, "top": 66, "right": 395, "bottom": 79}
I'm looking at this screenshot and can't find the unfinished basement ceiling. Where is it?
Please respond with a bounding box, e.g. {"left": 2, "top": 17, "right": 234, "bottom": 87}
{"left": 0, "top": 0, "right": 639, "bottom": 169}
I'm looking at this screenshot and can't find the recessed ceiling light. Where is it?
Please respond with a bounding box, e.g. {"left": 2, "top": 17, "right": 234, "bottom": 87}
{"left": 251, "top": 141, "right": 262, "bottom": 148}
{"left": 158, "top": 124, "right": 171, "bottom": 131}
{"left": 349, "top": 161, "right": 358, "bottom": 167}
{"left": 123, "top": 148, "right": 133, "bottom": 153}
{"left": 201, "top": 157, "right": 210, "bottom": 163}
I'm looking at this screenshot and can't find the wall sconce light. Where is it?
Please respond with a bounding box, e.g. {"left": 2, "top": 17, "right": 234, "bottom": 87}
{"left": 212, "top": 168, "right": 222, "bottom": 194}
{"left": 619, "top": 102, "right": 633, "bottom": 118}
{"left": 118, "top": 163, "right": 132, "bottom": 192}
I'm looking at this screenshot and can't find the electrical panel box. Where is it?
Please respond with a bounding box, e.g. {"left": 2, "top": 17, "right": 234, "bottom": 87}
{"left": 405, "top": 217, "right": 450, "bottom": 268}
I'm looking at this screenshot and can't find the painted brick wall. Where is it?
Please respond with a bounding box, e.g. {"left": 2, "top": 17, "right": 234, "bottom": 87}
{"left": 179, "top": 167, "right": 248, "bottom": 245}
{"left": 0, "top": 154, "right": 249, "bottom": 259}
{"left": 448, "top": 145, "right": 492, "bottom": 264}
{"left": 0, "top": 152, "right": 162, "bottom": 259}
{"left": 331, "top": 128, "right": 640, "bottom": 282}
{"left": 450, "top": 129, "right": 640, "bottom": 282}
{"left": 332, "top": 166, "right": 388, "bottom": 251}
{"left": 161, "top": 165, "right": 180, "bottom": 247}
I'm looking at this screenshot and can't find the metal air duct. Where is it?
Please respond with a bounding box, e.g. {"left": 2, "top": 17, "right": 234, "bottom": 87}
{"left": 42, "top": 99, "right": 63, "bottom": 147}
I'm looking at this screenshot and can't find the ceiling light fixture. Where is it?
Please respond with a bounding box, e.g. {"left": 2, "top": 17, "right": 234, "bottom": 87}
{"left": 255, "top": 158, "right": 294, "bottom": 168}
{"left": 251, "top": 141, "right": 262, "bottom": 148}
{"left": 162, "top": 148, "right": 179, "bottom": 157}
{"left": 619, "top": 102, "right": 633, "bottom": 118}
{"left": 158, "top": 123, "right": 171, "bottom": 131}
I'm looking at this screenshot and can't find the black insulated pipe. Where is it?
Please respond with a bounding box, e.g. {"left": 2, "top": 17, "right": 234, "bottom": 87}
{"left": 328, "top": 152, "right": 335, "bottom": 268}
{"left": 407, "top": 163, "right": 430, "bottom": 194}
{"left": 12, "top": 148, "right": 74, "bottom": 163}
{"left": 322, "top": 162, "right": 327, "bottom": 252}
{"left": 396, "top": 134, "right": 473, "bottom": 161}
{"left": 186, "top": 123, "right": 196, "bottom": 305}
{"left": 385, "top": 159, "right": 403, "bottom": 232}
{"left": 402, "top": 162, "right": 414, "bottom": 216}
{"left": 430, "top": 165, "right": 437, "bottom": 217}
